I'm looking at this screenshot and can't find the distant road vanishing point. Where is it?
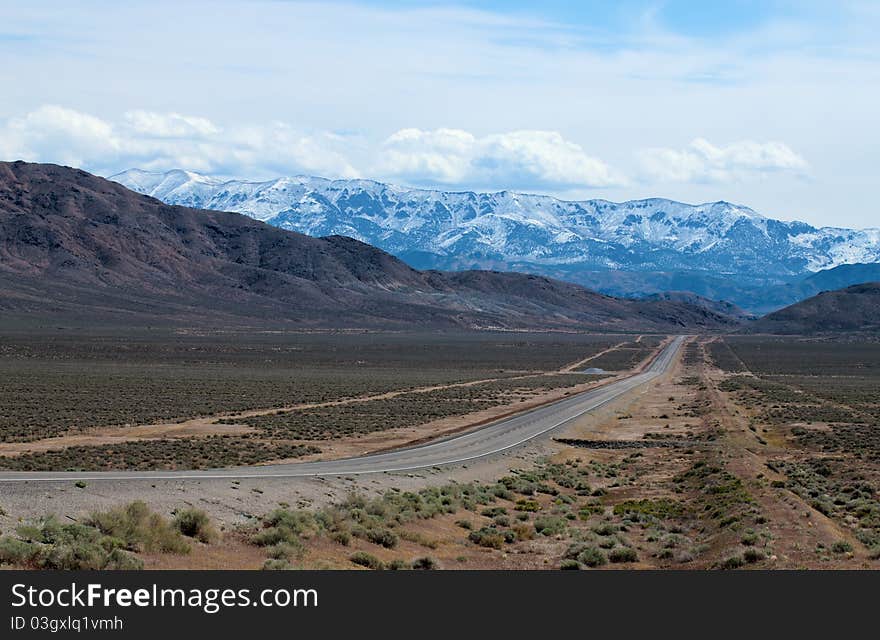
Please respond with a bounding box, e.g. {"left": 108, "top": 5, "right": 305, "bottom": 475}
{"left": 0, "top": 336, "right": 686, "bottom": 484}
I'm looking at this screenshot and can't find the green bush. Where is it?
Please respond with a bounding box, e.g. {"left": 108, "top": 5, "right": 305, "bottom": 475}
{"left": 512, "top": 523, "right": 534, "bottom": 541}
{"left": 104, "top": 548, "right": 144, "bottom": 570}
{"left": 720, "top": 555, "right": 744, "bottom": 570}
{"left": 468, "top": 527, "right": 505, "bottom": 549}
{"left": 363, "top": 528, "right": 398, "bottom": 549}
{"left": 252, "top": 509, "right": 319, "bottom": 549}
{"left": 577, "top": 547, "right": 607, "bottom": 568}
{"left": 534, "top": 516, "right": 567, "bottom": 536}
{"left": 831, "top": 540, "right": 853, "bottom": 554}
{"left": 0, "top": 508, "right": 170, "bottom": 570}
{"left": 515, "top": 499, "right": 540, "bottom": 512}
{"left": 411, "top": 556, "right": 438, "bottom": 570}
{"left": 0, "top": 536, "right": 35, "bottom": 566}
{"left": 560, "top": 559, "right": 581, "bottom": 570}
{"left": 85, "top": 501, "right": 190, "bottom": 554}
{"left": 330, "top": 530, "right": 351, "bottom": 546}
{"left": 173, "top": 509, "right": 217, "bottom": 544}
{"left": 743, "top": 548, "right": 764, "bottom": 564}
{"left": 350, "top": 551, "right": 384, "bottom": 570}
{"left": 608, "top": 547, "right": 638, "bottom": 563}
{"left": 592, "top": 522, "right": 617, "bottom": 536}
{"left": 266, "top": 541, "right": 305, "bottom": 561}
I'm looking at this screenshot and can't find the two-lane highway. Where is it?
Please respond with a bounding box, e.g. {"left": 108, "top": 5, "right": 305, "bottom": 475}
{"left": 0, "top": 336, "right": 685, "bottom": 483}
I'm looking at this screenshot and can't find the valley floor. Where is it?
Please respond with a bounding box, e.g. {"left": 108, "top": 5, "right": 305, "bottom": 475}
{"left": 0, "top": 332, "right": 878, "bottom": 569}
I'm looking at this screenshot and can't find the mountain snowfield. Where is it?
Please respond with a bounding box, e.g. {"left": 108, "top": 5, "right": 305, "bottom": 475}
{"left": 111, "top": 168, "right": 880, "bottom": 280}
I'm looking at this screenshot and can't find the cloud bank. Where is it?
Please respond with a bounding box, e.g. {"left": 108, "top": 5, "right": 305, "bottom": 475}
{"left": 0, "top": 106, "right": 809, "bottom": 195}
{"left": 377, "top": 128, "right": 624, "bottom": 189}
{"left": 0, "top": 105, "right": 360, "bottom": 179}
{"left": 638, "top": 138, "right": 809, "bottom": 183}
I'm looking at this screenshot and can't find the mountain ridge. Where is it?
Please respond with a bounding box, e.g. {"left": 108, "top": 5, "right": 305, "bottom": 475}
{"left": 0, "top": 161, "right": 742, "bottom": 331}
{"left": 111, "top": 168, "right": 880, "bottom": 292}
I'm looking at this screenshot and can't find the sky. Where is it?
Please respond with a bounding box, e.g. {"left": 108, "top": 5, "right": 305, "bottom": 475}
{"left": 0, "top": 0, "right": 878, "bottom": 228}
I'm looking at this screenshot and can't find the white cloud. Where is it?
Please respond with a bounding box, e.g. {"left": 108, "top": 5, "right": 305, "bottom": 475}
{"left": 0, "top": 105, "right": 119, "bottom": 168}
{"left": 123, "top": 110, "right": 219, "bottom": 138}
{"left": 0, "top": 106, "right": 360, "bottom": 179}
{"left": 637, "top": 138, "right": 808, "bottom": 183}
{"left": 0, "top": 110, "right": 622, "bottom": 190}
{"left": 377, "top": 128, "right": 624, "bottom": 189}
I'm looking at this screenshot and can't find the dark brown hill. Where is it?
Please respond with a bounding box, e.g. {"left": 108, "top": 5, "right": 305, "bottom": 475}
{"left": 0, "top": 161, "right": 741, "bottom": 331}
{"left": 748, "top": 282, "right": 880, "bottom": 334}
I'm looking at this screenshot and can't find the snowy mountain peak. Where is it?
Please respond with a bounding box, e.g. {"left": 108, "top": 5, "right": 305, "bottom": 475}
{"left": 110, "top": 168, "right": 880, "bottom": 278}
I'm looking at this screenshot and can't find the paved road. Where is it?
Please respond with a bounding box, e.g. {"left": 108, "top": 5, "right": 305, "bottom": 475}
{"left": 0, "top": 336, "right": 685, "bottom": 484}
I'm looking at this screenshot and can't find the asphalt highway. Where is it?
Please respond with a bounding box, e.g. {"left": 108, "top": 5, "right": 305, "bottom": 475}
{"left": 0, "top": 336, "right": 685, "bottom": 484}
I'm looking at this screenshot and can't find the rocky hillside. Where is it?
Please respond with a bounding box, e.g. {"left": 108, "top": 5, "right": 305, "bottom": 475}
{"left": 0, "top": 162, "right": 742, "bottom": 331}
{"left": 748, "top": 282, "right": 880, "bottom": 334}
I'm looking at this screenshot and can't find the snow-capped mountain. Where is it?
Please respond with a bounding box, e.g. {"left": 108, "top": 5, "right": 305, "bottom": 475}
{"left": 111, "top": 168, "right": 880, "bottom": 281}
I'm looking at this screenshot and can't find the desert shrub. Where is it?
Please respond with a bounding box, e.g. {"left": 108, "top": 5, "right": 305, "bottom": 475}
{"left": 398, "top": 530, "right": 438, "bottom": 549}
{"left": 676, "top": 550, "right": 695, "bottom": 564}
{"left": 103, "top": 548, "right": 144, "bottom": 570}
{"left": 743, "top": 548, "right": 764, "bottom": 564}
{"left": 608, "top": 547, "right": 638, "bottom": 563}
{"left": 330, "top": 530, "right": 351, "bottom": 546}
{"left": 515, "top": 499, "right": 540, "bottom": 512}
{"left": 173, "top": 508, "right": 217, "bottom": 544}
{"left": 578, "top": 503, "right": 604, "bottom": 519}
{"left": 831, "top": 540, "right": 853, "bottom": 554}
{"left": 575, "top": 546, "right": 607, "bottom": 568}
{"left": 362, "top": 528, "right": 398, "bottom": 549}
{"left": 534, "top": 516, "right": 567, "bottom": 537}
{"left": 350, "top": 551, "right": 384, "bottom": 570}
{"left": 0, "top": 512, "right": 155, "bottom": 570}
{"left": 468, "top": 527, "right": 505, "bottom": 549}
{"left": 262, "top": 559, "right": 291, "bottom": 570}
{"left": 720, "top": 555, "right": 745, "bottom": 570}
{"left": 84, "top": 501, "right": 189, "bottom": 554}
{"left": 411, "top": 556, "right": 438, "bottom": 570}
{"left": 264, "top": 509, "right": 317, "bottom": 538}
{"left": 494, "top": 515, "right": 511, "bottom": 527}
{"left": 592, "top": 522, "right": 617, "bottom": 536}
{"left": 560, "top": 559, "right": 581, "bottom": 570}
{"left": 252, "top": 527, "right": 292, "bottom": 547}
{"left": 613, "top": 498, "right": 683, "bottom": 519}
{"left": 252, "top": 509, "right": 318, "bottom": 549}
{"left": 740, "top": 530, "right": 758, "bottom": 546}
{"left": 266, "top": 541, "right": 305, "bottom": 561}
{"left": 0, "top": 536, "right": 36, "bottom": 566}
{"left": 512, "top": 523, "right": 534, "bottom": 541}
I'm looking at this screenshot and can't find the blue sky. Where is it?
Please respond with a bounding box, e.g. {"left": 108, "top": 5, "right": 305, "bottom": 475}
{"left": 0, "top": 1, "right": 878, "bottom": 228}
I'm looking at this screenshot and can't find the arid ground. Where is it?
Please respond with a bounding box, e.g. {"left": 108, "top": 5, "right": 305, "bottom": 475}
{"left": 1, "top": 331, "right": 878, "bottom": 570}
